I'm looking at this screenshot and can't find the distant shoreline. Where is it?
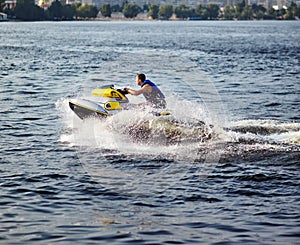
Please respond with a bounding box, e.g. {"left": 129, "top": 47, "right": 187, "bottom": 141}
{"left": 2, "top": 18, "right": 299, "bottom": 22}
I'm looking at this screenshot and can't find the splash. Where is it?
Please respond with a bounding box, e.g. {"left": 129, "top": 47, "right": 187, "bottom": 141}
{"left": 56, "top": 94, "right": 222, "bottom": 162}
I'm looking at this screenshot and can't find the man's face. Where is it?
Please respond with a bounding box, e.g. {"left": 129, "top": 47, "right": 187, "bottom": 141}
{"left": 135, "top": 76, "right": 141, "bottom": 86}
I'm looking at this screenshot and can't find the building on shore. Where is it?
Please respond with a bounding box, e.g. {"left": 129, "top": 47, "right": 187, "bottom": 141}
{"left": 4, "top": 0, "right": 17, "bottom": 9}
{"left": 0, "top": 12, "right": 8, "bottom": 21}
{"left": 81, "top": 0, "right": 297, "bottom": 9}
{"left": 3, "top": 0, "right": 297, "bottom": 11}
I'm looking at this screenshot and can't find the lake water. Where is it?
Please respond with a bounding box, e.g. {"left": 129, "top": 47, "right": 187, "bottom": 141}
{"left": 1, "top": 21, "right": 299, "bottom": 244}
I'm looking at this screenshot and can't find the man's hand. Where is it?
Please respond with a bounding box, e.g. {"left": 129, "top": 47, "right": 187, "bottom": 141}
{"left": 122, "top": 88, "right": 130, "bottom": 94}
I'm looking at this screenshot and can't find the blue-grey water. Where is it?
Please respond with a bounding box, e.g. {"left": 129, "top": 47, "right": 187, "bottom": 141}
{"left": 1, "top": 21, "right": 300, "bottom": 244}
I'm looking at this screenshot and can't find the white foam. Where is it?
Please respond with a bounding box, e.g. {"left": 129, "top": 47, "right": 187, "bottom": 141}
{"left": 56, "top": 94, "right": 226, "bottom": 163}
{"left": 226, "top": 119, "right": 300, "bottom": 145}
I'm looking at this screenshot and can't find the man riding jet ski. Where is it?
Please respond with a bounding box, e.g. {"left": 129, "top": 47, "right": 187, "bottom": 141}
{"left": 68, "top": 75, "right": 213, "bottom": 144}
{"left": 68, "top": 74, "right": 169, "bottom": 120}
{"left": 123, "top": 73, "right": 166, "bottom": 110}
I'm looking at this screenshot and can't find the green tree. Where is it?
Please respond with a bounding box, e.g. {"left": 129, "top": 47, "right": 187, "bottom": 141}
{"left": 101, "top": 3, "right": 111, "bottom": 17}
{"left": 276, "top": 8, "right": 286, "bottom": 19}
{"left": 255, "top": 10, "right": 265, "bottom": 20}
{"left": 235, "top": 1, "right": 245, "bottom": 19}
{"left": 148, "top": 4, "right": 159, "bottom": 19}
{"left": 264, "top": 7, "right": 276, "bottom": 19}
{"left": 14, "top": 0, "right": 45, "bottom": 21}
{"left": 47, "top": 0, "right": 75, "bottom": 20}
{"left": 251, "top": 4, "right": 266, "bottom": 20}
{"left": 76, "top": 4, "right": 98, "bottom": 18}
{"left": 285, "top": 2, "right": 298, "bottom": 19}
{"left": 222, "top": 6, "right": 235, "bottom": 20}
{"left": 0, "top": 0, "right": 5, "bottom": 12}
{"left": 252, "top": 4, "right": 266, "bottom": 14}
{"left": 296, "top": 5, "right": 300, "bottom": 17}
{"left": 296, "top": 5, "right": 300, "bottom": 18}
{"left": 174, "top": 4, "right": 191, "bottom": 19}
{"left": 207, "top": 4, "right": 219, "bottom": 19}
{"left": 47, "top": 0, "right": 63, "bottom": 20}
{"left": 72, "top": 2, "right": 81, "bottom": 19}
{"left": 143, "top": 4, "right": 149, "bottom": 12}
{"left": 240, "top": 6, "right": 253, "bottom": 20}
{"left": 122, "top": 3, "right": 141, "bottom": 18}
{"left": 159, "top": 5, "right": 173, "bottom": 20}
{"left": 63, "top": 4, "right": 75, "bottom": 20}
{"left": 195, "top": 5, "right": 209, "bottom": 20}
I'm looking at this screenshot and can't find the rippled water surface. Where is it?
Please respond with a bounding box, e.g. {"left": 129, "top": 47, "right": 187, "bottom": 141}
{"left": 1, "top": 21, "right": 300, "bottom": 244}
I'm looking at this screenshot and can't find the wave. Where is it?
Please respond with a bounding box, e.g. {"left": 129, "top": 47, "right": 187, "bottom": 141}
{"left": 56, "top": 94, "right": 300, "bottom": 165}
{"left": 226, "top": 119, "right": 300, "bottom": 145}
{"left": 56, "top": 96, "right": 300, "bottom": 196}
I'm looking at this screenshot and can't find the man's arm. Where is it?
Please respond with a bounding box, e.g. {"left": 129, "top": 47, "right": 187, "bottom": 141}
{"left": 126, "top": 84, "right": 152, "bottom": 96}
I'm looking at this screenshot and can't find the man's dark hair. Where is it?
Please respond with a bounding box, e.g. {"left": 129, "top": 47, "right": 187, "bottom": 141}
{"left": 137, "top": 73, "right": 146, "bottom": 82}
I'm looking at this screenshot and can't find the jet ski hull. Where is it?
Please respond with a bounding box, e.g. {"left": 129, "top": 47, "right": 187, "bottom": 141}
{"left": 68, "top": 98, "right": 109, "bottom": 120}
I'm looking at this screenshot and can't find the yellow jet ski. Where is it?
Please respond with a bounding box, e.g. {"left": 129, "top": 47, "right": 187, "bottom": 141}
{"left": 68, "top": 85, "right": 129, "bottom": 120}
{"left": 68, "top": 85, "right": 170, "bottom": 120}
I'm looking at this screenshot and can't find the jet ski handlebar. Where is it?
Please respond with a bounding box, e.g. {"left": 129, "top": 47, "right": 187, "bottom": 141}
{"left": 117, "top": 88, "right": 129, "bottom": 95}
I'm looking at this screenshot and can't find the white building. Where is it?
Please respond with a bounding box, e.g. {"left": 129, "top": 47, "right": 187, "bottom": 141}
{"left": 0, "top": 12, "right": 8, "bottom": 20}
{"left": 87, "top": 0, "right": 229, "bottom": 8}
{"left": 4, "top": 0, "right": 17, "bottom": 9}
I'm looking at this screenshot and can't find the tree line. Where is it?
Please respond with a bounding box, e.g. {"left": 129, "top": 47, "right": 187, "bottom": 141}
{"left": 221, "top": 1, "right": 300, "bottom": 20}
{"left": 1, "top": 0, "right": 300, "bottom": 21}
{"left": 1, "top": 0, "right": 98, "bottom": 20}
